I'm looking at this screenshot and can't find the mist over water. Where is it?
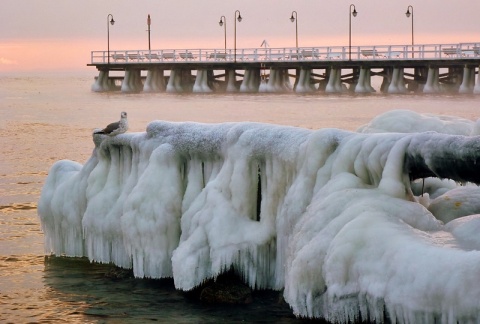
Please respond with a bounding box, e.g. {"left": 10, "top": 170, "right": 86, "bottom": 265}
{"left": 1, "top": 73, "right": 479, "bottom": 322}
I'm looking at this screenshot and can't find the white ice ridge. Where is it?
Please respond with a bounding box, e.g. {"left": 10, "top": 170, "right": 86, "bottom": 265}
{"left": 38, "top": 114, "right": 480, "bottom": 323}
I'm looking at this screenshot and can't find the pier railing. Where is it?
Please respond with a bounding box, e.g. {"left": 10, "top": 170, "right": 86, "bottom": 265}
{"left": 91, "top": 42, "right": 480, "bottom": 64}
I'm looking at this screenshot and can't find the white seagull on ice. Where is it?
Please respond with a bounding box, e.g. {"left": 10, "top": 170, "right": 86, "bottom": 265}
{"left": 94, "top": 112, "right": 128, "bottom": 136}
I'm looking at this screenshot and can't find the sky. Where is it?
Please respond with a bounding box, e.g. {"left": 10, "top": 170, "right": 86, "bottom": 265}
{"left": 1, "top": 0, "right": 479, "bottom": 72}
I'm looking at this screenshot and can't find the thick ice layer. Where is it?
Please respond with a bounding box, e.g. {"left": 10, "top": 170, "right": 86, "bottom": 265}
{"left": 358, "top": 109, "right": 480, "bottom": 135}
{"left": 38, "top": 115, "right": 480, "bottom": 322}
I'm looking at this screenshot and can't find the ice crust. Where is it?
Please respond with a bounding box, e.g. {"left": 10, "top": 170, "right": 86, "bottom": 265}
{"left": 38, "top": 112, "right": 480, "bottom": 323}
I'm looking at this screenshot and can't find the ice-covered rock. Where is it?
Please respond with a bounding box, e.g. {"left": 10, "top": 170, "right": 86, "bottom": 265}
{"left": 38, "top": 113, "right": 480, "bottom": 322}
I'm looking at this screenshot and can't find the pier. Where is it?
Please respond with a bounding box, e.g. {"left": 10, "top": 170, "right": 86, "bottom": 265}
{"left": 88, "top": 42, "right": 480, "bottom": 94}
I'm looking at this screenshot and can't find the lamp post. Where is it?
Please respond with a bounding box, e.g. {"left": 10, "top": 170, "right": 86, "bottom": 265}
{"left": 234, "top": 10, "right": 242, "bottom": 62}
{"left": 219, "top": 16, "right": 226, "bottom": 55}
{"left": 107, "top": 14, "right": 115, "bottom": 64}
{"left": 147, "top": 14, "right": 151, "bottom": 51}
{"left": 405, "top": 5, "right": 414, "bottom": 58}
{"left": 349, "top": 4, "right": 357, "bottom": 61}
{"left": 290, "top": 11, "right": 298, "bottom": 50}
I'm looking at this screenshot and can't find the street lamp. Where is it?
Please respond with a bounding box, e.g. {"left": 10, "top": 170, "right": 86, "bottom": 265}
{"left": 405, "top": 5, "right": 414, "bottom": 58}
{"left": 219, "top": 16, "right": 226, "bottom": 55}
{"left": 147, "top": 14, "right": 151, "bottom": 51}
{"left": 234, "top": 10, "right": 242, "bottom": 62}
{"left": 290, "top": 11, "right": 298, "bottom": 49}
{"left": 349, "top": 4, "right": 357, "bottom": 61}
{"left": 107, "top": 14, "right": 115, "bottom": 64}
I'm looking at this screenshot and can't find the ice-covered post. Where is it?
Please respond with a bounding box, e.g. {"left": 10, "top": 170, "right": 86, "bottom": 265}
{"left": 349, "top": 4, "right": 358, "bottom": 61}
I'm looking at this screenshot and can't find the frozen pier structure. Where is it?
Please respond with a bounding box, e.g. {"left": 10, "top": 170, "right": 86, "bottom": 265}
{"left": 89, "top": 42, "right": 480, "bottom": 94}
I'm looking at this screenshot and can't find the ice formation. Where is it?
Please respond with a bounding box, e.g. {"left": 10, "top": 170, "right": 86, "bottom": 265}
{"left": 38, "top": 110, "right": 480, "bottom": 323}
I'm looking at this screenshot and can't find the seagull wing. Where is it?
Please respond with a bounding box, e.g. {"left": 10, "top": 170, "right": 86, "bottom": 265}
{"left": 101, "top": 121, "right": 120, "bottom": 134}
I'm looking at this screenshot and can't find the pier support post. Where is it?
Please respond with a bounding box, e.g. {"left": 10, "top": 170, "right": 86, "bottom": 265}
{"left": 264, "top": 68, "right": 291, "bottom": 92}
{"left": 226, "top": 70, "right": 237, "bottom": 92}
{"left": 166, "top": 69, "right": 193, "bottom": 93}
{"left": 267, "top": 68, "right": 278, "bottom": 92}
{"left": 423, "top": 67, "right": 440, "bottom": 93}
{"left": 474, "top": 66, "right": 480, "bottom": 94}
{"left": 121, "top": 69, "right": 142, "bottom": 93}
{"left": 459, "top": 65, "right": 475, "bottom": 94}
{"left": 144, "top": 68, "right": 165, "bottom": 92}
{"left": 282, "top": 69, "right": 293, "bottom": 91}
{"left": 92, "top": 70, "right": 116, "bottom": 92}
{"left": 193, "top": 69, "right": 213, "bottom": 93}
{"left": 240, "top": 68, "right": 260, "bottom": 92}
{"left": 326, "top": 68, "right": 343, "bottom": 93}
{"left": 166, "top": 69, "right": 183, "bottom": 93}
{"left": 259, "top": 67, "right": 268, "bottom": 93}
{"left": 295, "top": 68, "right": 315, "bottom": 93}
{"left": 354, "top": 67, "right": 374, "bottom": 93}
{"left": 380, "top": 68, "right": 391, "bottom": 93}
{"left": 388, "top": 67, "right": 407, "bottom": 94}
{"left": 365, "top": 69, "right": 375, "bottom": 92}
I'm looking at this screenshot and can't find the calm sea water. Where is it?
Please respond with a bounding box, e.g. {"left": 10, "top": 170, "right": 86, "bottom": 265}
{"left": 0, "top": 72, "right": 479, "bottom": 323}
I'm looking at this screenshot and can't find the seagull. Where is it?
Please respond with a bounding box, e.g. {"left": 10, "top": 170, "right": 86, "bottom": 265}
{"left": 94, "top": 112, "right": 128, "bottom": 136}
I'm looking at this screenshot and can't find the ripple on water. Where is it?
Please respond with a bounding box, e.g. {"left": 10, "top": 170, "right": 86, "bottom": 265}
{"left": 2, "top": 255, "right": 309, "bottom": 323}
{"left": 0, "top": 202, "right": 37, "bottom": 212}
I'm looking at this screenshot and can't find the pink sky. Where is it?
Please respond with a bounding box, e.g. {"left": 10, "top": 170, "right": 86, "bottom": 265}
{"left": 1, "top": 0, "right": 479, "bottom": 72}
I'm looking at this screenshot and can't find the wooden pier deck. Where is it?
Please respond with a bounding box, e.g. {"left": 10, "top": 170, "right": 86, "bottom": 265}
{"left": 88, "top": 42, "right": 480, "bottom": 94}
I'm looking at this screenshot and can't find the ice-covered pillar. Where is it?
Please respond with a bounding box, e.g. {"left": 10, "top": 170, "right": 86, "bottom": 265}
{"left": 258, "top": 69, "right": 269, "bottom": 93}
{"left": 295, "top": 68, "right": 312, "bottom": 93}
{"left": 226, "top": 69, "right": 237, "bottom": 92}
{"left": 166, "top": 69, "right": 183, "bottom": 93}
{"left": 266, "top": 68, "right": 276, "bottom": 92}
{"left": 365, "top": 69, "right": 375, "bottom": 92}
{"left": 144, "top": 68, "right": 165, "bottom": 92}
{"left": 240, "top": 69, "right": 259, "bottom": 92}
{"left": 474, "top": 66, "right": 480, "bottom": 94}
{"left": 459, "top": 66, "right": 474, "bottom": 94}
{"left": 397, "top": 68, "right": 407, "bottom": 93}
{"left": 239, "top": 70, "right": 250, "bottom": 92}
{"left": 121, "top": 69, "right": 142, "bottom": 93}
{"left": 325, "top": 68, "right": 337, "bottom": 93}
{"left": 388, "top": 67, "right": 407, "bottom": 94}
{"left": 295, "top": 69, "right": 305, "bottom": 93}
{"left": 251, "top": 68, "right": 261, "bottom": 92}
{"left": 326, "top": 68, "right": 343, "bottom": 93}
{"left": 265, "top": 68, "right": 287, "bottom": 92}
{"left": 193, "top": 69, "right": 213, "bottom": 93}
{"left": 92, "top": 70, "right": 115, "bottom": 92}
{"left": 282, "top": 69, "right": 293, "bottom": 91}
{"left": 423, "top": 67, "right": 440, "bottom": 94}
{"left": 354, "top": 67, "right": 371, "bottom": 93}
{"left": 380, "top": 68, "right": 391, "bottom": 93}
{"left": 182, "top": 70, "right": 193, "bottom": 92}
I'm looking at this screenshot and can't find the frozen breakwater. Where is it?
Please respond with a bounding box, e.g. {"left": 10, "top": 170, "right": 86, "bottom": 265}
{"left": 39, "top": 113, "right": 480, "bottom": 323}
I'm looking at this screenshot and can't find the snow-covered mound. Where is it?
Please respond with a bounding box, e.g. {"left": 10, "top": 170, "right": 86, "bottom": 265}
{"left": 38, "top": 113, "right": 480, "bottom": 323}
{"left": 357, "top": 109, "right": 480, "bottom": 135}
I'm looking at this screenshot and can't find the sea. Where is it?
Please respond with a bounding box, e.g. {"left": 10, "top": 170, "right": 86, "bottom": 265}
{"left": 0, "top": 71, "right": 479, "bottom": 323}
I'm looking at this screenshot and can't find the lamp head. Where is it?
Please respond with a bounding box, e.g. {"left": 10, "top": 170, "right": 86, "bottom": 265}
{"left": 352, "top": 9, "right": 357, "bottom": 17}
{"left": 219, "top": 19, "right": 223, "bottom": 26}
{"left": 405, "top": 9, "right": 411, "bottom": 18}
{"left": 110, "top": 17, "right": 115, "bottom": 25}
{"left": 237, "top": 14, "right": 242, "bottom": 22}
{"left": 290, "top": 14, "right": 295, "bottom": 23}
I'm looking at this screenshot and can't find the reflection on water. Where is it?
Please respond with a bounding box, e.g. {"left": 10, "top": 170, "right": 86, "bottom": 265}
{"left": 41, "top": 256, "right": 302, "bottom": 323}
